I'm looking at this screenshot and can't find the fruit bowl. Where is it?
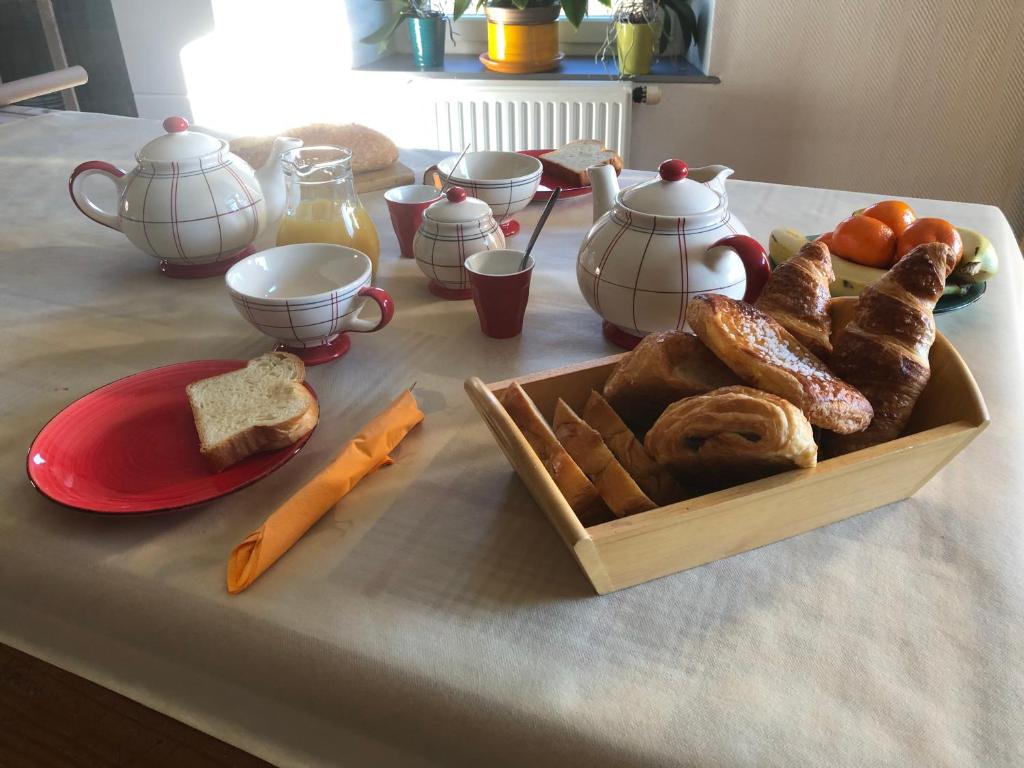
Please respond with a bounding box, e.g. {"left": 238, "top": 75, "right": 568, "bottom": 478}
{"left": 769, "top": 226, "right": 997, "bottom": 313}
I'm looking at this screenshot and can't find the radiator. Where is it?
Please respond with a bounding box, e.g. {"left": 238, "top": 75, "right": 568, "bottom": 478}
{"left": 419, "top": 81, "right": 633, "bottom": 164}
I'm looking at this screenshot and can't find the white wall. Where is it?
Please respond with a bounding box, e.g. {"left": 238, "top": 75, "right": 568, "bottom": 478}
{"left": 633, "top": 0, "right": 1024, "bottom": 232}
{"left": 110, "top": 0, "right": 213, "bottom": 120}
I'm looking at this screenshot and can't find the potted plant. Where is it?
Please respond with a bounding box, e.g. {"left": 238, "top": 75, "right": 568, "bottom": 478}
{"left": 607, "top": 0, "right": 697, "bottom": 77}
{"left": 361, "top": 0, "right": 453, "bottom": 70}
{"left": 455, "top": 0, "right": 602, "bottom": 74}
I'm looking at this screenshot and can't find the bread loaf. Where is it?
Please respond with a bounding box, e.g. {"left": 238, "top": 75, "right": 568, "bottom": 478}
{"left": 231, "top": 123, "right": 398, "bottom": 173}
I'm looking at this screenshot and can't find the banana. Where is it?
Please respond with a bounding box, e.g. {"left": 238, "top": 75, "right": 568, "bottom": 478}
{"left": 951, "top": 227, "right": 998, "bottom": 284}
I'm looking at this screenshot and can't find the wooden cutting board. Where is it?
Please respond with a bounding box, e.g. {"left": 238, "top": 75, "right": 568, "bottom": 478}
{"left": 354, "top": 161, "right": 415, "bottom": 194}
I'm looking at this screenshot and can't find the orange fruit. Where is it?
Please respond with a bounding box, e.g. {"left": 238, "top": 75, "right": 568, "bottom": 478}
{"left": 896, "top": 217, "right": 963, "bottom": 263}
{"left": 830, "top": 215, "right": 897, "bottom": 269}
{"left": 815, "top": 231, "right": 836, "bottom": 250}
{"left": 861, "top": 200, "right": 916, "bottom": 237}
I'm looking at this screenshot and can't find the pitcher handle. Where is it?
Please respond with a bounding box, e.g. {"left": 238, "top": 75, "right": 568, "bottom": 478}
{"left": 69, "top": 160, "right": 126, "bottom": 231}
{"left": 709, "top": 234, "right": 771, "bottom": 303}
{"left": 346, "top": 287, "right": 395, "bottom": 333}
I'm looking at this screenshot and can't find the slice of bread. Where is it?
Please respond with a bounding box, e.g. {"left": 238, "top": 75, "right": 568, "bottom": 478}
{"left": 553, "top": 398, "right": 656, "bottom": 518}
{"left": 500, "top": 382, "right": 608, "bottom": 525}
{"left": 187, "top": 352, "right": 318, "bottom": 472}
{"left": 539, "top": 140, "right": 623, "bottom": 187}
{"left": 581, "top": 390, "right": 684, "bottom": 506}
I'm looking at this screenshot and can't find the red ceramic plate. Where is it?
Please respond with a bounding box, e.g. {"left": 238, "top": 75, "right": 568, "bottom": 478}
{"left": 518, "top": 149, "right": 593, "bottom": 201}
{"left": 26, "top": 360, "right": 317, "bottom": 514}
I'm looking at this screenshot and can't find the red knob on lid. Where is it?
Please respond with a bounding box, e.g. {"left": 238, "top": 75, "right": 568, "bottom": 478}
{"left": 163, "top": 116, "right": 190, "bottom": 133}
{"left": 659, "top": 159, "right": 688, "bottom": 182}
{"left": 446, "top": 186, "right": 467, "bottom": 203}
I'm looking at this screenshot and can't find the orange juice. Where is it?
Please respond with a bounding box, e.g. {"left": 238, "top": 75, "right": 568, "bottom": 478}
{"left": 276, "top": 199, "right": 381, "bottom": 279}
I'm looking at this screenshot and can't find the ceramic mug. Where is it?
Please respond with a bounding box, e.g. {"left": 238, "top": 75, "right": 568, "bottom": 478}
{"left": 385, "top": 184, "right": 443, "bottom": 258}
{"left": 465, "top": 249, "right": 534, "bottom": 339}
{"left": 226, "top": 243, "right": 394, "bottom": 365}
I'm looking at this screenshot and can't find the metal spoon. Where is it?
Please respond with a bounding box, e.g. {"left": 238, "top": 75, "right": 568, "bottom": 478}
{"left": 443, "top": 142, "right": 472, "bottom": 190}
{"left": 520, "top": 187, "right": 561, "bottom": 272}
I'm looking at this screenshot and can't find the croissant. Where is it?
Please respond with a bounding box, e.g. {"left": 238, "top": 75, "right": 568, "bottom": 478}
{"left": 686, "top": 294, "right": 873, "bottom": 434}
{"left": 755, "top": 240, "right": 834, "bottom": 359}
{"left": 827, "top": 242, "right": 958, "bottom": 455}
{"left": 644, "top": 386, "right": 817, "bottom": 487}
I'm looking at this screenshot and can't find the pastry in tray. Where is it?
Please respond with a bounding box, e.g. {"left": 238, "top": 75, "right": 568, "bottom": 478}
{"left": 501, "top": 382, "right": 610, "bottom": 525}
{"left": 553, "top": 398, "right": 656, "bottom": 518}
{"left": 644, "top": 386, "right": 817, "bottom": 486}
{"left": 687, "top": 294, "right": 873, "bottom": 434}
{"left": 828, "top": 242, "right": 958, "bottom": 455}
{"left": 755, "top": 240, "right": 835, "bottom": 360}
{"left": 582, "top": 391, "right": 684, "bottom": 506}
{"left": 602, "top": 330, "right": 740, "bottom": 432}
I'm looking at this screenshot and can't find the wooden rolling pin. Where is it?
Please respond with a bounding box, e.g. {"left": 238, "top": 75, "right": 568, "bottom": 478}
{"left": 0, "top": 66, "right": 88, "bottom": 107}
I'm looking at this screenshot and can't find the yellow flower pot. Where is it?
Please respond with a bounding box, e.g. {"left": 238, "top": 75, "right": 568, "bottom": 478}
{"left": 616, "top": 21, "right": 656, "bottom": 76}
{"left": 481, "top": 5, "right": 562, "bottom": 74}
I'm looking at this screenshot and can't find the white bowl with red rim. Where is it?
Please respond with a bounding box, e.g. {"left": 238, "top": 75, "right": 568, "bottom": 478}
{"left": 225, "top": 244, "right": 394, "bottom": 365}
{"left": 425, "top": 151, "right": 542, "bottom": 237}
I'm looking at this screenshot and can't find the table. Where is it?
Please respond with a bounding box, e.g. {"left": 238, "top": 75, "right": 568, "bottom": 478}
{"left": 2, "top": 111, "right": 1022, "bottom": 767}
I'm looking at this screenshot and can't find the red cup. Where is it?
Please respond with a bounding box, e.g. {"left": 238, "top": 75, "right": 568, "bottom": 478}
{"left": 385, "top": 184, "right": 443, "bottom": 258}
{"left": 465, "top": 249, "right": 534, "bottom": 339}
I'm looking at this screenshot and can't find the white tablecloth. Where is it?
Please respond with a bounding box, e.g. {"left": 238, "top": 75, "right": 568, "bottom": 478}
{"left": 1, "top": 111, "right": 1022, "bottom": 767}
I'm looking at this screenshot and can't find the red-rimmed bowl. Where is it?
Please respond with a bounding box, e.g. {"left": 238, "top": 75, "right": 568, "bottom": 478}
{"left": 26, "top": 360, "right": 317, "bottom": 514}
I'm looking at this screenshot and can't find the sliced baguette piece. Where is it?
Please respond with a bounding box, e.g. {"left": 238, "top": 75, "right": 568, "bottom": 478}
{"left": 553, "top": 398, "right": 657, "bottom": 518}
{"left": 187, "top": 352, "right": 318, "bottom": 472}
{"left": 582, "top": 390, "right": 685, "bottom": 506}
{"left": 539, "top": 140, "right": 623, "bottom": 187}
{"left": 500, "top": 382, "right": 608, "bottom": 525}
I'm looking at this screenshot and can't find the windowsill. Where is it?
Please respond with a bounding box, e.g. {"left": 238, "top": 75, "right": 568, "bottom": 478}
{"left": 353, "top": 54, "right": 719, "bottom": 83}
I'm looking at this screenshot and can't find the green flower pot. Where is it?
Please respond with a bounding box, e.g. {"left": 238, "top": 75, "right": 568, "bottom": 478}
{"left": 616, "top": 21, "right": 655, "bottom": 76}
{"left": 407, "top": 15, "right": 446, "bottom": 70}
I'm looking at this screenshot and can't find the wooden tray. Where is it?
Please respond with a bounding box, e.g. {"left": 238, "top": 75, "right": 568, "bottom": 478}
{"left": 465, "top": 299, "right": 989, "bottom": 594}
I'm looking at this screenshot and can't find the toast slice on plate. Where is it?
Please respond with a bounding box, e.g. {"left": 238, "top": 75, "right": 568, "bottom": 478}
{"left": 539, "top": 140, "right": 622, "bottom": 187}
{"left": 187, "top": 352, "right": 318, "bottom": 472}
{"left": 553, "top": 398, "right": 656, "bottom": 518}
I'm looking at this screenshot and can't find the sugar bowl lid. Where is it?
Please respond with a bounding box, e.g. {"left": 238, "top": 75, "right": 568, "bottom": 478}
{"left": 423, "top": 187, "right": 494, "bottom": 224}
{"left": 620, "top": 159, "right": 721, "bottom": 217}
{"left": 137, "top": 116, "right": 226, "bottom": 163}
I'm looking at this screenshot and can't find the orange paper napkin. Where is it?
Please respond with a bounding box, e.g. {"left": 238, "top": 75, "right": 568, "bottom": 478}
{"left": 227, "top": 389, "right": 424, "bottom": 594}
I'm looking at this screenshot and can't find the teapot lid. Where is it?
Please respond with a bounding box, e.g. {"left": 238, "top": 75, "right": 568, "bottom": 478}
{"left": 423, "top": 186, "right": 493, "bottom": 224}
{"left": 137, "top": 116, "right": 225, "bottom": 163}
{"left": 620, "top": 159, "right": 721, "bottom": 217}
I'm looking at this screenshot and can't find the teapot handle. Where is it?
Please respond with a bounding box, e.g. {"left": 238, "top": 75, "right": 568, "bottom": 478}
{"left": 69, "top": 161, "right": 127, "bottom": 231}
{"left": 708, "top": 234, "right": 771, "bottom": 303}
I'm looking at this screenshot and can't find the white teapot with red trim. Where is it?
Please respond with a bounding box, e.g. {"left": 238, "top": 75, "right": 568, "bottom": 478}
{"left": 69, "top": 116, "right": 302, "bottom": 278}
{"left": 577, "top": 159, "right": 771, "bottom": 347}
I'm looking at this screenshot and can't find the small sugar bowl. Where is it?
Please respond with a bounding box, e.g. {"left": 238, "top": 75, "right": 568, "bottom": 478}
{"left": 413, "top": 186, "right": 506, "bottom": 300}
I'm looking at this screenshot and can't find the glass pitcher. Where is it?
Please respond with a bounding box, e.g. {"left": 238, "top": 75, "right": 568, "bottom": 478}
{"left": 276, "top": 145, "right": 381, "bottom": 279}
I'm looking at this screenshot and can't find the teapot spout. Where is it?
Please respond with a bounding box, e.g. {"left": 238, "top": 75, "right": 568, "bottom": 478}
{"left": 688, "top": 165, "right": 733, "bottom": 196}
{"left": 255, "top": 136, "right": 303, "bottom": 227}
{"left": 588, "top": 163, "right": 620, "bottom": 223}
